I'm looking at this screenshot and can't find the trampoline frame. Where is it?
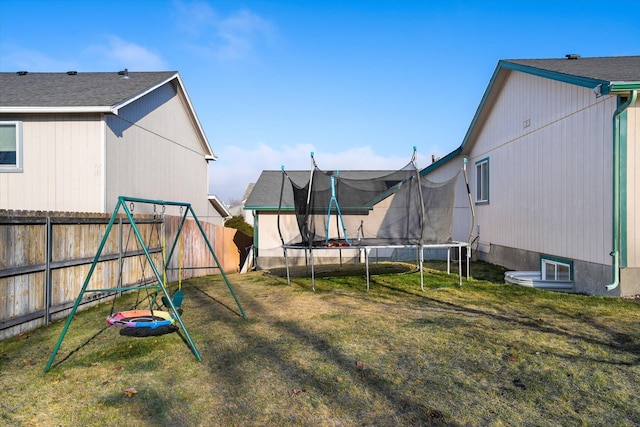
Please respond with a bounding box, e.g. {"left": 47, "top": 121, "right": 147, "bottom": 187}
{"left": 283, "top": 241, "right": 470, "bottom": 291}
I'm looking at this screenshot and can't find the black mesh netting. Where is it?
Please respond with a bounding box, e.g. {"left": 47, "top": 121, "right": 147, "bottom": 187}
{"left": 282, "top": 160, "right": 459, "bottom": 247}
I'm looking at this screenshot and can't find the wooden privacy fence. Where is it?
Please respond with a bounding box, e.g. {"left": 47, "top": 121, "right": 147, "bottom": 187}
{"left": 0, "top": 210, "right": 247, "bottom": 340}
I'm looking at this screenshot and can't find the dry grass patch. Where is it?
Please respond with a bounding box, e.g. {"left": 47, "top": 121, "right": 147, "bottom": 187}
{"left": 1, "top": 261, "right": 639, "bottom": 426}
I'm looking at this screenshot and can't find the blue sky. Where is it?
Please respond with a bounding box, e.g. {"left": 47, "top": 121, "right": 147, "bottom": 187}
{"left": 1, "top": 0, "right": 639, "bottom": 203}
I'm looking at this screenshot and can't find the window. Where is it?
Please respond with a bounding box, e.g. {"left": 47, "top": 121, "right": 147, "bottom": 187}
{"left": 475, "top": 158, "right": 489, "bottom": 204}
{"left": 0, "top": 121, "right": 22, "bottom": 172}
{"left": 541, "top": 256, "right": 573, "bottom": 282}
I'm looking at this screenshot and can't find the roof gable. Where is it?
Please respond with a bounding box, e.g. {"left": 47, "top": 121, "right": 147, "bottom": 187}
{"left": 0, "top": 70, "right": 216, "bottom": 160}
{"left": 421, "top": 55, "right": 640, "bottom": 175}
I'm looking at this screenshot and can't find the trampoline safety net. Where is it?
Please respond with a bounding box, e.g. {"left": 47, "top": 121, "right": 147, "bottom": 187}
{"left": 280, "top": 154, "right": 460, "bottom": 247}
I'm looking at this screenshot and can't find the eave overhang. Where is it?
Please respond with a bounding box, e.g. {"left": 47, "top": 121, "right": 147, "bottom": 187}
{"left": 208, "top": 195, "right": 231, "bottom": 218}
{"left": 0, "top": 106, "right": 115, "bottom": 114}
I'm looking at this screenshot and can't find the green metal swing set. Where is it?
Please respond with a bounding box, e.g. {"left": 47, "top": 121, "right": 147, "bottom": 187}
{"left": 44, "top": 196, "right": 246, "bottom": 373}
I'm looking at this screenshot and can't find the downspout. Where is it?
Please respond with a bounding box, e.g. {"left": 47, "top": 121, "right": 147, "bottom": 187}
{"left": 607, "top": 90, "right": 637, "bottom": 291}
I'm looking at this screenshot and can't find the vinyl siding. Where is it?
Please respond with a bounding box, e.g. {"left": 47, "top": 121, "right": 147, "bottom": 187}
{"left": 626, "top": 102, "right": 640, "bottom": 268}
{"left": 104, "top": 81, "right": 212, "bottom": 219}
{"left": 468, "top": 71, "right": 615, "bottom": 266}
{"left": 0, "top": 114, "right": 103, "bottom": 212}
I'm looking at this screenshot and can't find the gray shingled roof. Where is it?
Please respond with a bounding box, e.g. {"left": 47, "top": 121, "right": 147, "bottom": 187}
{"left": 504, "top": 55, "right": 640, "bottom": 83}
{"left": 0, "top": 71, "right": 178, "bottom": 108}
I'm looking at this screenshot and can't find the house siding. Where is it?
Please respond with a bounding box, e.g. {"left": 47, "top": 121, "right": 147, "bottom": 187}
{"left": 626, "top": 102, "right": 640, "bottom": 269}
{"left": 465, "top": 71, "right": 619, "bottom": 293}
{"left": 0, "top": 114, "right": 104, "bottom": 212}
{"left": 105, "top": 81, "right": 211, "bottom": 219}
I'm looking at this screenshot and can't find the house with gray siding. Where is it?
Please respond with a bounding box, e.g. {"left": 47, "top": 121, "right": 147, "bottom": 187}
{"left": 0, "top": 70, "right": 227, "bottom": 224}
{"left": 422, "top": 55, "right": 640, "bottom": 296}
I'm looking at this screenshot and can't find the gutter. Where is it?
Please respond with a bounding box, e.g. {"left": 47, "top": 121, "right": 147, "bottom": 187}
{"left": 0, "top": 106, "right": 113, "bottom": 114}
{"left": 607, "top": 90, "right": 637, "bottom": 291}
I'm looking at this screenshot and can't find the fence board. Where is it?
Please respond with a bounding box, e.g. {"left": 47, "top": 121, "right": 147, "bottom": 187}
{"left": 0, "top": 211, "right": 245, "bottom": 340}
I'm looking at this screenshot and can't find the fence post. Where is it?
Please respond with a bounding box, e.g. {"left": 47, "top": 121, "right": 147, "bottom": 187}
{"left": 45, "top": 216, "right": 52, "bottom": 325}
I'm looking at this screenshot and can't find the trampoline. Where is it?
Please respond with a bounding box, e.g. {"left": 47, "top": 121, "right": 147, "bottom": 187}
{"left": 278, "top": 148, "right": 474, "bottom": 291}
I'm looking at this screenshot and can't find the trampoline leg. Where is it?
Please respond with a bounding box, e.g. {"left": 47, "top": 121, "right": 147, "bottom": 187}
{"left": 458, "top": 245, "right": 463, "bottom": 287}
{"left": 420, "top": 246, "right": 424, "bottom": 292}
{"left": 310, "top": 249, "right": 316, "bottom": 292}
{"left": 467, "top": 246, "right": 471, "bottom": 280}
{"left": 365, "top": 248, "right": 370, "bottom": 292}
{"left": 284, "top": 248, "right": 291, "bottom": 286}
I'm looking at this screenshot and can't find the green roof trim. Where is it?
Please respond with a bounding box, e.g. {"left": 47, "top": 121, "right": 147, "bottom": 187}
{"left": 499, "top": 60, "right": 612, "bottom": 94}
{"left": 610, "top": 82, "right": 640, "bottom": 92}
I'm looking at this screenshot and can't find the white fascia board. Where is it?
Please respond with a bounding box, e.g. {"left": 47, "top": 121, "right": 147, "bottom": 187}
{"left": 0, "top": 106, "right": 114, "bottom": 114}
{"left": 208, "top": 195, "right": 231, "bottom": 218}
{"left": 174, "top": 73, "right": 217, "bottom": 160}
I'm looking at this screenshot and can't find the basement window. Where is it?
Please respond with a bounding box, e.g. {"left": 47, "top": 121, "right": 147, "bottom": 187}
{"left": 475, "top": 157, "right": 489, "bottom": 204}
{"left": 541, "top": 256, "right": 573, "bottom": 282}
{"left": 0, "top": 121, "right": 23, "bottom": 172}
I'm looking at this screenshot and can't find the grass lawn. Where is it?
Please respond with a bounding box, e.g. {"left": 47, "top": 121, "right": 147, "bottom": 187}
{"left": 1, "top": 261, "right": 639, "bottom": 426}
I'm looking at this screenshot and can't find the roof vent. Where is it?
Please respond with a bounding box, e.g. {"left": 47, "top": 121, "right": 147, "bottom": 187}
{"left": 118, "top": 68, "right": 130, "bottom": 79}
{"left": 16, "top": 71, "right": 28, "bottom": 76}
{"left": 66, "top": 71, "right": 77, "bottom": 75}
{"left": 565, "top": 54, "right": 581, "bottom": 60}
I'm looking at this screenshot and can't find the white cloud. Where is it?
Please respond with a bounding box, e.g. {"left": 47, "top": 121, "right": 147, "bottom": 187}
{"left": 0, "top": 43, "right": 76, "bottom": 71}
{"left": 208, "top": 143, "right": 436, "bottom": 204}
{"left": 173, "top": 0, "right": 217, "bottom": 36}
{"left": 215, "top": 8, "right": 275, "bottom": 61}
{"left": 0, "top": 38, "right": 166, "bottom": 72}
{"left": 90, "top": 36, "right": 167, "bottom": 70}
{"left": 173, "top": 1, "right": 276, "bottom": 62}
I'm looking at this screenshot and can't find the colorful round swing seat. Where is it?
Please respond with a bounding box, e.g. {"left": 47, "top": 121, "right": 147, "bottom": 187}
{"left": 106, "top": 309, "right": 175, "bottom": 329}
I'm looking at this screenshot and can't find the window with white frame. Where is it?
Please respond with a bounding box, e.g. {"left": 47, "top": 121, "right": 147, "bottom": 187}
{"left": 541, "top": 257, "right": 572, "bottom": 282}
{"left": 0, "top": 121, "right": 23, "bottom": 172}
{"left": 475, "top": 158, "right": 489, "bottom": 204}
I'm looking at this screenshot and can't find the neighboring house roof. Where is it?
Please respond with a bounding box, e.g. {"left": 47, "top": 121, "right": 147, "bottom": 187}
{"left": 229, "top": 183, "right": 255, "bottom": 216}
{"left": 241, "top": 183, "right": 256, "bottom": 202}
{"left": 422, "top": 55, "right": 640, "bottom": 175}
{"left": 208, "top": 195, "right": 231, "bottom": 218}
{"left": 0, "top": 70, "right": 216, "bottom": 160}
{"left": 245, "top": 170, "right": 399, "bottom": 211}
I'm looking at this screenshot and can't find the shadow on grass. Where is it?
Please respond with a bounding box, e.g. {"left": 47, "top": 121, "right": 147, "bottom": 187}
{"left": 189, "top": 282, "right": 245, "bottom": 318}
{"left": 46, "top": 325, "right": 111, "bottom": 371}
{"left": 266, "top": 262, "right": 417, "bottom": 279}
{"left": 373, "top": 279, "right": 640, "bottom": 365}
{"left": 203, "top": 287, "right": 457, "bottom": 426}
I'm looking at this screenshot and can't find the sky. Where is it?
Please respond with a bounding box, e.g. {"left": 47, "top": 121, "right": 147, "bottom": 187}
{"left": 1, "top": 0, "right": 639, "bottom": 204}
